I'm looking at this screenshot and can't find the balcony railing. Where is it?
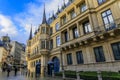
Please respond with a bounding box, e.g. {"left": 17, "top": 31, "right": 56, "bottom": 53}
{"left": 61, "top": 18, "right": 120, "bottom": 50}
{"left": 27, "top": 53, "right": 40, "bottom": 59}
{"left": 93, "top": 18, "right": 120, "bottom": 35}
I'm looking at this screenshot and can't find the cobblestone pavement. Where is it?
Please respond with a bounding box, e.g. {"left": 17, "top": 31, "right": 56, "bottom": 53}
{"left": 0, "top": 71, "right": 63, "bottom": 80}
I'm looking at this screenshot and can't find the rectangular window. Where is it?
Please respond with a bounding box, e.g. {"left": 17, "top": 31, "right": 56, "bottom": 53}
{"left": 67, "top": 53, "right": 73, "bottom": 65}
{"left": 50, "top": 27, "right": 53, "bottom": 35}
{"left": 111, "top": 42, "right": 120, "bottom": 60}
{"left": 56, "top": 36, "right": 61, "bottom": 47}
{"left": 46, "top": 41, "right": 49, "bottom": 49}
{"left": 72, "top": 27, "right": 79, "bottom": 39}
{"left": 46, "top": 27, "right": 49, "bottom": 34}
{"left": 83, "top": 21, "right": 92, "bottom": 34}
{"left": 62, "top": 15, "right": 67, "bottom": 25}
{"left": 70, "top": 10, "right": 76, "bottom": 19}
{"left": 76, "top": 51, "right": 84, "bottom": 64}
{"left": 64, "top": 31, "right": 69, "bottom": 42}
{"left": 94, "top": 46, "right": 105, "bottom": 62}
{"left": 50, "top": 39, "right": 53, "bottom": 50}
{"left": 102, "top": 9, "right": 115, "bottom": 31}
{"left": 41, "top": 27, "right": 46, "bottom": 34}
{"left": 97, "top": 0, "right": 106, "bottom": 5}
{"left": 41, "top": 40, "right": 45, "bottom": 49}
{"left": 56, "top": 22, "right": 60, "bottom": 31}
{"left": 80, "top": 3, "right": 87, "bottom": 12}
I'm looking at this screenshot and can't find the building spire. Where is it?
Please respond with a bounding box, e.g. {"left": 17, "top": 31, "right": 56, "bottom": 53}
{"left": 42, "top": 4, "right": 47, "bottom": 24}
{"left": 63, "top": 0, "right": 66, "bottom": 7}
{"left": 57, "top": 5, "right": 60, "bottom": 14}
{"left": 29, "top": 24, "right": 32, "bottom": 40}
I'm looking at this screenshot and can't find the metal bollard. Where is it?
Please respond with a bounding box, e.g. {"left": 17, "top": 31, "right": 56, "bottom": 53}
{"left": 52, "top": 70, "right": 55, "bottom": 77}
{"left": 97, "top": 70, "right": 102, "bottom": 80}
{"left": 76, "top": 71, "right": 80, "bottom": 80}
{"left": 62, "top": 70, "right": 65, "bottom": 79}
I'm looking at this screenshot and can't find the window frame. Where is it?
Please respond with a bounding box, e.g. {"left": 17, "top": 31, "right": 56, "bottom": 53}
{"left": 72, "top": 27, "right": 79, "bottom": 39}
{"left": 101, "top": 9, "right": 115, "bottom": 31}
{"left": 64, "top": 31, "right": 69, "bottom": 42}
{"left": 55, "top": 22, "right": 60, "bottom": 31}
{"left": 56, "top": 36, "right": 61, "bottom": 47}
{"left": 83, "top": 21, "right": 92, "bottom": 34}
{"left": 67, "top": 53, "right": 73, "bottom": 65}
{"left": 62, "top": 15, "right": 67, "bottom": 25}
{"left": 41, "top": 40, "right": 46, "bottom": 49}
{"left": 97, "top": 0, "right": 106, "bottom": 5}
{"left": 111, "top": 42, "right": 120, "bottom": 60}
{"left": 70, "top": 10, "right": 76, "bottom": 19}
{"left": 94, "top": 46, "right": 106, "bottom": 62}
{"left": 76, "top": 51, "right": 84, "bottom": 64}
{"left": 80, "top": 2, "right": 87, "bottom": 13}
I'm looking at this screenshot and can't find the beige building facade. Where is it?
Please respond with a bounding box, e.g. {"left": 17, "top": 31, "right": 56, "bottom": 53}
{"left": 26, "top": 0, "right": 120, "bottom": 77}
{"left": 0, "top": 47, "right": 8, "bottom": 66}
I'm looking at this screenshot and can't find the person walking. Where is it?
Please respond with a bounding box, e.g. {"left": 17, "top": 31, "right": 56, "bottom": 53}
{"left": 7, "top": 65, "right": 11, "bottom": 77}
{"left": 14, "top": 66, "right": 17, "bottom": 76}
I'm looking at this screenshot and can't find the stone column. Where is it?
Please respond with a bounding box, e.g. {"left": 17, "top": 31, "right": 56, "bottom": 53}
{"left": 40, "top": 54, "right": 48, "bottom": 77}
{"left": 41, "top": 66, "right": 45, "bottom": 77}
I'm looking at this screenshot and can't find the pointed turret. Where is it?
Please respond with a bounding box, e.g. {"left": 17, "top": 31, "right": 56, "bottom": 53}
{"left": 57, "top": 5, "right": 60, "bottom": 14}
{"left": 62, "top": 0, "right": 66, "bottom": 10}
{"left": 42, "top": 4, "right": 47, "bottom": 24}
{"left": 63, "top": 0, "right": 66, "bottom": 7}
{"left": 52, "top": 11, "right": 55, "bottom": 19}
{"left": 29, "top": 25, "right": 32, "bottom": 40}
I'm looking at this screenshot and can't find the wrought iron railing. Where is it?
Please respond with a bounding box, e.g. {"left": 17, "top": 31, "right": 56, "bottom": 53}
{"left": 93, "top": 18, "right": 120, "bottom": 35}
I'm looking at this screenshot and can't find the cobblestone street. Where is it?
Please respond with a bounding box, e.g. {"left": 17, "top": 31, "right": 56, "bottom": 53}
{"left": 0, "top": 71, "right": 63, "bottom": 80}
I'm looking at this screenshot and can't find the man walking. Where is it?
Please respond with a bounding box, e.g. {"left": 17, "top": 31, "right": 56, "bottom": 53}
{"left": 14, "top": 66, "right": 17, "bottom": 76}
{"left": 7, "top": 65, "right": 11, "bottom": 77}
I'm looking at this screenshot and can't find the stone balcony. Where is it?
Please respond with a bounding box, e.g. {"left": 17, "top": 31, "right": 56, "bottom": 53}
{"left": 61, "top": 18, "right": 120, "bottom": 51}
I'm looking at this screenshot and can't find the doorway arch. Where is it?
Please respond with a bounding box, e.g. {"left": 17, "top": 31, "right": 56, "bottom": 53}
{"left": 52, "top": 57, "right": 60, "bottom": 73}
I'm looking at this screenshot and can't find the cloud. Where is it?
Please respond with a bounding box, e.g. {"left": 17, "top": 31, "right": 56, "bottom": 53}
{"left": 0, "top": 14, "right": 18, "bottom": 36}
{"left": 14, "top": 0, "right": 69, "bottom": 34}
{"left": 7, "top": 0, "right": 69, "bottom": 43}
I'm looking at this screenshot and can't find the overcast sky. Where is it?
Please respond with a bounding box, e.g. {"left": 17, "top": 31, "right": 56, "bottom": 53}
{"left": 0, "top": 0, "right": 68, "bottom": 44}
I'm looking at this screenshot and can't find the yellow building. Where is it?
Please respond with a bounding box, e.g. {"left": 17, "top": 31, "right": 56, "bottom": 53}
{"left": 26, "top": 0, "right": 120, "bottom": 77}
{"left": 0, "top": 41, "right": 8, "bottom": 67}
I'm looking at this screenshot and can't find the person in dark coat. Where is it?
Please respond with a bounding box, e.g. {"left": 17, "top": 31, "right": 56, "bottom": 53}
{"left": 14, "top": 66, "right": 18, "bottom": 76}
{"left": 7, "top": 65, "right": 11, "bottom": 77}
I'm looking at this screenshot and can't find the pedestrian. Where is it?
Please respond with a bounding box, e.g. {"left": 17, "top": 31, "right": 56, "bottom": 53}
{"left": 14, "top": 66, "right": 17, "bottom": 76}
{"left": 7, "top": 65, "right": 11, "bottom": 77}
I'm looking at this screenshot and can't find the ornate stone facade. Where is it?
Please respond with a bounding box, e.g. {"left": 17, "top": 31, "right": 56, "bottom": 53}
{"left": 26, "top": 0, "right": 120, "bottom": 77}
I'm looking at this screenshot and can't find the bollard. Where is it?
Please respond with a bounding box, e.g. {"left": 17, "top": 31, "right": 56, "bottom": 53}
{"left": 97, "top": 70, "right": 102, "bottom": 80}
{"left": 76, "top": 71, "right": 80, "bottom": 80}
{"left": 52, "top": 70, "right": 55, "bottom": 77}
{"left": 62, "top": 70, "right": 65, "bottom": 79}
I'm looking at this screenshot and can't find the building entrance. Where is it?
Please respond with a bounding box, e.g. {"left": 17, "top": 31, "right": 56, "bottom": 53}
{"left": 35, "top": 63, "right": 41, "bottom": 77}
{"left": 52, "top": 57, "right": 60, "bottom": 73}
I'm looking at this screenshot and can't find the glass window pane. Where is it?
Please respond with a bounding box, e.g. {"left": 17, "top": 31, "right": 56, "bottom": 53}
{"left": 112, "top": 43, "right": 120, "bottom": 60}
{"left": 103, "top": 17, "right": 109, "bottom": 24}
{"left": 94, "top": 48, "right": 100, "bottom": 62}
{"left": 102, "top": 12, "right": 106, "bottom": 17}
{"left": 94, "top": 46, "right": 105, "bottom": 62}
{"left": 107, "top": 10, "right": 111, "bottom": 15}
{"left": 99, "top": 47, "right": 105, "bottom": 61}
{"left": 108, "top": 15, "right": 114, "bottom": 23}
{"left": 88, "top": 24, "right": 92, "bottom": 32}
